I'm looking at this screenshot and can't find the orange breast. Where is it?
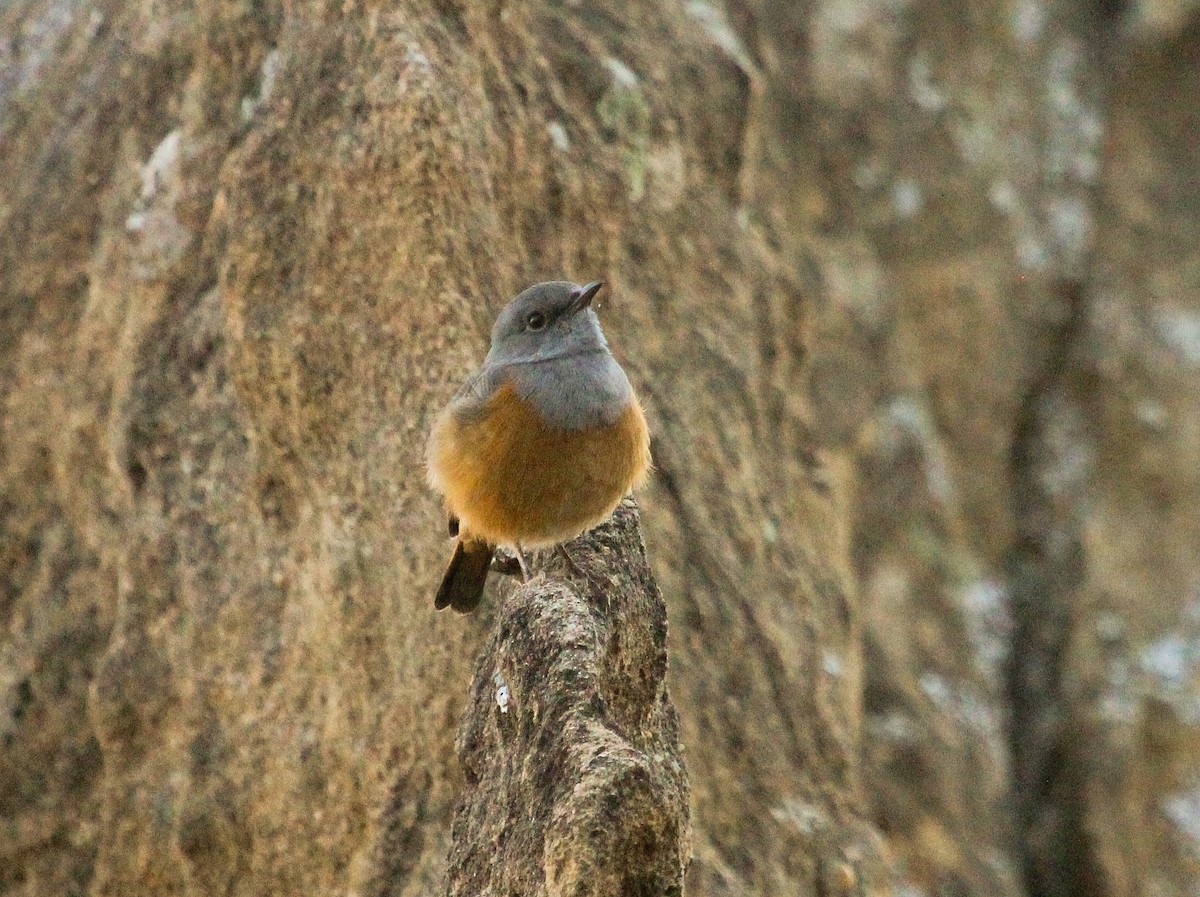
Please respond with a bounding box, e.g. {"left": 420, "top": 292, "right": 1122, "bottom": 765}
{"left": 427, "top": 381, "right": 650, "bottom": 547}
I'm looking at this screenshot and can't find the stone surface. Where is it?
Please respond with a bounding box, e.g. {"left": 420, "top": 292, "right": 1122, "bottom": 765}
{"left": 2, "top": 1, "right": 1199, "bottom": 896}
{"left": 439, "top": 501, "right": 689, "bottom": 897}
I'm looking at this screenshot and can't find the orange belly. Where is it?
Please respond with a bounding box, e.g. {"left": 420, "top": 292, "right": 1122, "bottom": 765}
{"left": 427, "top": 381, "right": 650, "bottom": 547}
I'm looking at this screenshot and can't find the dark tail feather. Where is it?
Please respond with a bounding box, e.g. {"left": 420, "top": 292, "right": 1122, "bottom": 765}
{"left": 434, "top": 540, "right": 494, "bottom": 613}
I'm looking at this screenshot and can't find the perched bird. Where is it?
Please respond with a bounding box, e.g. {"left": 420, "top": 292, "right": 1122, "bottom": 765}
{"left": 426, "top": 281, "right": 651, "bottom": 613}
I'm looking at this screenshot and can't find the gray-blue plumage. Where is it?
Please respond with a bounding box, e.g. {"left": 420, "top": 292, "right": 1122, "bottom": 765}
{"left": 449, "top": 281, "right": 633, "bottom": 431}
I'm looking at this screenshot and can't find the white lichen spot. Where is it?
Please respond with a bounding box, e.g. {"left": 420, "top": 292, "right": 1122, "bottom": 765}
{"left": 8, "top": 0, "right": 78, "bottom": 96}
{"left": 1044, "top": 195, "right": 1093, "bottom": 259}
{"left": 363, "top": 36, "right": 435, "bottom": 106}
{"left": 125, "top": 128, "right": 192, "bottom": 277}
{"left": 1138, "top": 628, "right": 1200, "bottom": 724}
{"left": 895, "top": 882, "right": 931, "bottom": 897}
{"left": 1076, "top": 107, "right": 1105, "bottom": 144}
{"left": 685, "top": 0, "right": 756, "bottom": 74}
{"left": 818, "top": 0, "right": 875, "bottom": 34}
{"left": 960, "top": 579, "right": 1012, "bottom": 685}
{"left": 891, "top": 178, "right": 923, "bottom": 218}
{"left": 878, "top": 395, "right": 957, "bottom": 507}
{"left": 1096, "top": 611, "right": 1126, "bottom": 643}
{"left": 406, "top": 45, "right": 431, "bottom": 70}
{"left": 137, "top": 128, "right": 181, "bottom": 209}
{"left": 919, "top": 670, "right": 952, "bottom": 707}
{"left": 1046, "top": 42, "right": 1084, "bottom": 118}
{"left": 761, "top": 518, "right": 778, "bottom": 543}
{"left": 919, "top": 670, "right": 1002, "bottom": 738}
{"left": 956, "top": 686, "right": 1003, "bottom": 739}
{"left": 867, "top": 710, "right": 919, "bottom": 743}
{"left": 853, "top": 159, "right": 886, "bottom": 190}
{"left": 950, "top": 118, "right": 998, "bottom": 168}
{"left": 989, "top": 180, "right": 1019, "bottom": 214}
{"left": 1128, "top": 0, "right": 1199, "bottom": 37}
{"left": 1141, "top": 633, "right": 1196, "bottom": 691}
{"left": 1099, "top": 660, "right": 1137, "bottom": 724}
{"left": 1072, "top": 147, "right": 1100, "bottom": 182}
{"left": 1150, "top": 309, "right": 1200, "bottom": 368}
{"left": 822, "top": 651, "right": 843, "bottom": 678}
{"left": 241, "top": 49, "right": 281, "bottom": 121}
{"left": 261, "top": 49, "right": 281, "bottom": 100}
{"left": 770, "top": 798, "right": 830, "bottom": 835}
{"left": 1135, "top": 398, "right": 1169, "bottom": 431}
{"left": 1016, "top": 233, "right": 1050, "bottom": 272}
{"left": 603, "top": 57, "right": 639, "bottom": 90}
{"left": 492, "top": 671, "right": 511, "bottom": 713}
{"left": 1011, "top": 0, "right": 1046, "bottom": 44}
{"left": 983, "top": 850, "right": 1025, "bottom": 894}
{"left": 810, "top": 0, "right": 898, "bottom": 104}
{"left": 1163, "top": 784, "right": 1200, "bottom": 850}
{"left": 924, "top": 449, "right": 954, "bottom": 506}
{"left": 879, "top": 395, "right": 928, "bottom": 453}
{"left": 907, "top": 55, "right": 947, "bottom": 112}
{"left": 546, "top": 121, "right": 571, "bottom": 152}
{"left": 1043, "top": 39, "right": 1103, "bottom": 198}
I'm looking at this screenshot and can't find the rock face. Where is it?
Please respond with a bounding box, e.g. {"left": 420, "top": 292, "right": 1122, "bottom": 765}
{"left": 1, "top": 1, "right": 1198, "bottom": 896}
{"left": 438, "top": 502, "right": 689, "bottom": 897}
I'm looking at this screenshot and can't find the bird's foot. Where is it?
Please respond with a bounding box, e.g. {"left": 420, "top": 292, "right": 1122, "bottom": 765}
{"left": 555, "top": 543, "right": 588, "bottom": 582}
{"left": 493, "top": 547, "right": 536, "bottom": 582}
{"left": 515, "top": 547, "right": 534, "bottom": 582}
{"left": 490, "top": 551, "right": 523, "bottom": 578}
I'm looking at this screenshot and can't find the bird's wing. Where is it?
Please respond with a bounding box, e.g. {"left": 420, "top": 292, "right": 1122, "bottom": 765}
{"left": 436, "top": 364, "right": 507, "bottom": 537}
{"left": 448, "top": 362, "right": 509, "bottom": 420}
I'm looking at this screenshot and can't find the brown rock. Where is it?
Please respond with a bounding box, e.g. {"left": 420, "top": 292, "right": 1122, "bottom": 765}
{"left": 436, "top": 501, "right": 688, "bottom": 897}
{"left": 3, "top": 0, "right": 1200, "bottom": 896}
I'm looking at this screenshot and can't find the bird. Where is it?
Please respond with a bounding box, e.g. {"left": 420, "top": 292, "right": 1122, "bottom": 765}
{"left": 425, "top": 280, "right": 651, "bottom": 613}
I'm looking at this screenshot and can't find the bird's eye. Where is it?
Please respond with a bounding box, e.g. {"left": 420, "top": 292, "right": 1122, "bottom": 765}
{"left": 526, "top": 311, "right": 547, "bottom": 331}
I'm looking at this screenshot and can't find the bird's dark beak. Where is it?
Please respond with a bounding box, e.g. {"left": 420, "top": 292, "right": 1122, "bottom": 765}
{"left": 570, "top": 281, "right": 604, "bottom": 312}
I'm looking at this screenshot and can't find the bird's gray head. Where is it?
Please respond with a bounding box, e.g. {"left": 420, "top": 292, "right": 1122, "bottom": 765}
{"left": 486, "top": 281, "right": 608, "bottom": 366}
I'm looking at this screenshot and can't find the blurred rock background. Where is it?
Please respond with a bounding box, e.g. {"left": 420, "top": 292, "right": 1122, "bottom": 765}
{"left": 2, "top": 0, "right": 1198, "bottom": 894}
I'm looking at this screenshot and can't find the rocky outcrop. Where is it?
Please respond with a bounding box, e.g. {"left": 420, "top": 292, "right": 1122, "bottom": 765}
{"left": 2, "top": 1, "right": 1199, "bottom": 896}
{"left": 432, "top": 501, "right": 689, "bottom": 897}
